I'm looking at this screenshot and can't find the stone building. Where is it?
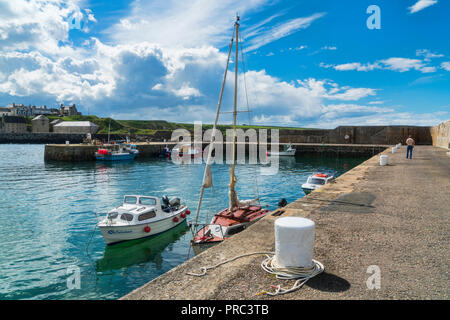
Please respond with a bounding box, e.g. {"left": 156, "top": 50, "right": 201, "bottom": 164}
{"left": 31, "top": 115, "right": 50, "bottom": 133}
{"left": 5, "top": 103, "right": 59, "bottom": 116}
{"left": 59, "top": 104, "right": 81, "bottom": 117}
{"left": 0, "top": 115, "right": 27, "bottom": 133}
{"left": 0, "top": 107, "right": 10, "bottom": 116}
{"left": 50, "top": 119, "right": 63, "bottom": 132}
{"left": 53, "top": 121, "right": 99, "bottom": 134}
{"left": 7, "top": 103, "right": 31, "bottom": 116}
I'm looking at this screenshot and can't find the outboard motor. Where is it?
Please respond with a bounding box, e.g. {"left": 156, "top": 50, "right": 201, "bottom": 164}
{"left": 161, "top": 195, "right": 171, "bottom": 212}
{"left": 278, "top": 198, "right": 287, "bottom": 208}
{"left": 162, "top": 195, "right": 170, "bottom": 206}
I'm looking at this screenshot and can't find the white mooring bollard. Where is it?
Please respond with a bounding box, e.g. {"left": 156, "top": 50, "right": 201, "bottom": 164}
{"left": 274, "top": 217, "right": 315, "bottom": 268}
{"left": 392, "top": 147, "right": 397, "bottom": 154}
{"left": 380, "top": 155, "right": 388, "bottom": 166}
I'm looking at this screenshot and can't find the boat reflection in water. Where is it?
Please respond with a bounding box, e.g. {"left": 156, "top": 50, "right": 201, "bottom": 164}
{"left": 96, "top": 220, "right": 189, "bottom": 272}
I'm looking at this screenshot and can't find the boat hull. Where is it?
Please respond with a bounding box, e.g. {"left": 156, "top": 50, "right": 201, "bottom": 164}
{"left": 192, "top": 206, "right": 270, "bottom": 250}
{"left": 99, "top": 210, "right": 187, "bottom": 245}
{"left": 267, "top": 150, "right": 296, "bottom": 156}
{"left": 95, "top": 153, "right": 137, "bottom": 161}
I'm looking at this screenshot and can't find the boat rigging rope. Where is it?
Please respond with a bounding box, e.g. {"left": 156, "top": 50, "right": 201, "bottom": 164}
{"left": 185, "top": 251, "right": 324, "bottom": 296}
{"left": 239, "top": 33, "right": 261, "bottom": 206}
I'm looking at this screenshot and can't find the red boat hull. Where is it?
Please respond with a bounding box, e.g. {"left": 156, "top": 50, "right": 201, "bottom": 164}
{"left": 192, "top": 205, "right": 270, "bottom": 247}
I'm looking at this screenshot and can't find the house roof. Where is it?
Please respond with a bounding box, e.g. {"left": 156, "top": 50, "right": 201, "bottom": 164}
{"left": 32, "top": 115, "right": 49, "bottom": 121}
{"left": 2, "top": 116, "right": 26, "bottom": 124}
{"left": 53, "top": 121, "right": 99, "bottom": 127}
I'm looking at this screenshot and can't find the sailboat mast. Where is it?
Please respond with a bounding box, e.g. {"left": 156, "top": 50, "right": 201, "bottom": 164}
{"left": 228, "top": 15, "right": 239, "bottom": 212}
{"left": 192, "top": 23, "right": 236, "bottom": 228}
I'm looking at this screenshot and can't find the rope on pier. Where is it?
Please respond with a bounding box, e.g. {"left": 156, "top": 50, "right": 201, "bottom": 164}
{"left": 185, "top": 251, "right": 324, "bottom": 296}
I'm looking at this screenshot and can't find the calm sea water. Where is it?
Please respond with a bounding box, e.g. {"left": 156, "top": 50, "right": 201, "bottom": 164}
{"left": 0, "top": 144, "right": 368, "bottom": 300}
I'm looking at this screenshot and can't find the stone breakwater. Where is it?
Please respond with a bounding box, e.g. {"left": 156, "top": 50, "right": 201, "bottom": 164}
{"left": 0, "top": 124, "right": 436, "bottom": 145}
{"left": 44, "top": 143, "right": 169, "bottom": 161}
{"left": 44, "top": 142, "right": 389, "bottom": 162}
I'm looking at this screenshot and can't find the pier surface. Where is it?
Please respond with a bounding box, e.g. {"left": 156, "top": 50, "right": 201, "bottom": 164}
{"left": 122, "top": 146, "right": 449, "bottom": 300}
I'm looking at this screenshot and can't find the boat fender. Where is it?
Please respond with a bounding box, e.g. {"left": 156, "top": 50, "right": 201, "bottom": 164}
{"left": 180, "top": 213, "right": 186, "bottom": 219}
{"left": 185, "top": 209, "right": 191, "bottom": 215}
{"left": 144, "top": 226, "right": 151, "bottom": 233}
{"left": 173, "top": 216, "right": 179, "bottom": 222}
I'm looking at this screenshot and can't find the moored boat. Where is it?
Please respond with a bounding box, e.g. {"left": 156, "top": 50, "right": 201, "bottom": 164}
{"left": 95, "top": 143, "right": 139, "bottom": 161}
{"left": 267, "top": 143, "right": 296, "bottom": 156}
{"left": 190, "top": 16, "right": 270, "bottom": 254}
{"left": 98, "top": 195, "right": 190, "bottom": 245}
{"left": 171, "top": 143, "right": 202, "bottom": 159}
{"left": 301, "top": 172, "right": 335, "bottom": 194}
{"left": 191, "top": 204, "right": 269, "bottom": 254}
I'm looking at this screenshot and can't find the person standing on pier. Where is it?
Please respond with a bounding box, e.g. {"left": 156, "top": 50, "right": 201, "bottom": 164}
{"left": 406, "top": 135, "right": 415, "bottom": 159}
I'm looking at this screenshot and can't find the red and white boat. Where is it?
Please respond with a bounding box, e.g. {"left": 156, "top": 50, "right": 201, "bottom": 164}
{"left": 189, "top": 16, "right": 270, "bottom": 254}
{"left": 192, "top": 205, "right": 269, "bottom": 251}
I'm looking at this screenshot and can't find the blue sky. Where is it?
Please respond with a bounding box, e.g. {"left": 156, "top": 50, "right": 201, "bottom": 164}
{"left": 0, "top": 0, "right": 448, "bottom": 128}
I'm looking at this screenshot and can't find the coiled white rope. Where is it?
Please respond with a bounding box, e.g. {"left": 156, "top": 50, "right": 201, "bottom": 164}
{"left": 186, "top": 252, "right": 324, "bottom": 296}
{"left": 260, "top": 254, "right": 324, "bottom": 296}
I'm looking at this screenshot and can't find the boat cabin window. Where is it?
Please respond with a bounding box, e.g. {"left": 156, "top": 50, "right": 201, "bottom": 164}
{"left": 107, "top": 212, "right": 118, "bottom": 219}
{"left": 120, "top": 213, "right": 134, "bottom": 221}
{"left": 137, "top": 210, "right": 157, "bottom": 221}
{"left": 124, "top": 196, "right": 137, "bottom": 204}
{"left": 309, "top": 178, "right": 326, "bottom": 185}
{"left": 139, "top": 197, "right": 157, "bottom": 206}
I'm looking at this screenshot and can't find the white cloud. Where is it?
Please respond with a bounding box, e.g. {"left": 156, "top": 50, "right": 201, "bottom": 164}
{"left": 322, "top": 57, "right": 437, "bottom": 73}
{"left": 441, "top": 62, "right": 450, "bottom": 71}
{"left": 321, "top": 46, "right": 337, "bottom": 50}
{"left": 333, "top": 62, "right": 380, "bottom": 72}
{"left": 0, "top": 0, "right": 95, "bottom": 54}
{"left": 307, "top": 109, "right": 447, "bottom": 129}
{"left": 416, "top": 49, "right": 444, "bottom": 60}
{"left": 244, "top": 13, "right": 326, "bottom": 52}
{"left": 408, "top": 0, "right": 438, "bottom": 14}
{"left": 106, "top": 0, "right": 270, "bottom": 48}
{"left": 381, "top": 57, "right": 435, "bottom": 73}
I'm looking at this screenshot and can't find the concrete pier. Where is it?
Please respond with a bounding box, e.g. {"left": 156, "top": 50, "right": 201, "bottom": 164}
{"left": 44, "top": 142, "right": 388, "bottom": 161}
{"left": 122, "top": 145, "right": 449, "bottom": 300}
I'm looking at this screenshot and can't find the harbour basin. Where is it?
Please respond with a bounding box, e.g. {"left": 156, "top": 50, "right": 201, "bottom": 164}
{"left": 0, "top": 144, "right": 370, "bottom": 299}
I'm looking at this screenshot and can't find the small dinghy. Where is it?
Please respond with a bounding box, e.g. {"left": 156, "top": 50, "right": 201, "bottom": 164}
{"left": 267, "top": 143, "right": 296, "bottom": 156}
{"left": 301, "top": 172, "right": 335, "bottom": 194}
{"left": 98, "top": 195, "right": 190, "bottom": 245}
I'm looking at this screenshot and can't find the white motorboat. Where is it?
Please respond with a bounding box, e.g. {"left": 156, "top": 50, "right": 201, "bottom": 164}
{"left": 267, "top": 143, "right": 296, "bottom": 156}
{"left": 301, "top": 173, "right": 335, "bottom": 194}
{"left": 171, "top": 143, "right": 202, "bottom": 159}
{"left": 98, "top": 195, "right": 190, "bottom": 245}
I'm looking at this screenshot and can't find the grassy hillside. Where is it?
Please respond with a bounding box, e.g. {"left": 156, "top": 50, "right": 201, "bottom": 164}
{"left": 32, "top": 115, "right": 313, "bottom": 135}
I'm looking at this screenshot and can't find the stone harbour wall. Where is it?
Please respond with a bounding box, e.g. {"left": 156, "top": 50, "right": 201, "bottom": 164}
{"left": 430, "top": 120, "right": 450, "bottom": 150}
